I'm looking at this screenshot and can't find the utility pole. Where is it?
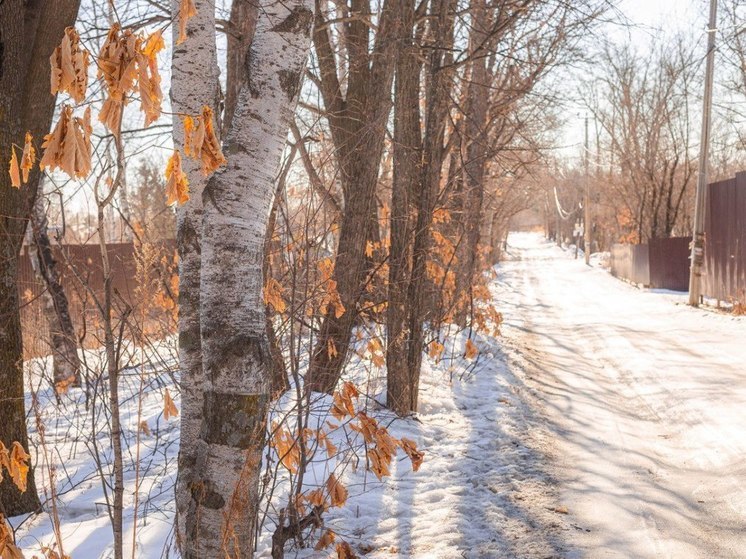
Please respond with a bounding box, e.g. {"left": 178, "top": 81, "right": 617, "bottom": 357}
{"left": 584, "top": 115, "right": 591, "bottom": 266}
{"left": 688, "top": 0, "right": 718, "bottom": 306}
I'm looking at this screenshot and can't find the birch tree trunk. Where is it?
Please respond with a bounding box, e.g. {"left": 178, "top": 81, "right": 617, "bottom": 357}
{"left": 170, "top": 0, "right": 220, "bottom": 544}
{"left": 179, "top": 2, "right": 312, "bottom": 556}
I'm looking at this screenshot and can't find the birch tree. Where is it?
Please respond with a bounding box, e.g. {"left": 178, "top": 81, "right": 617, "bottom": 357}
{"left": 174, "top": 1, "right": 313, "bottom": 557}
{"left": 170, "top": 0, "right": 220, "bottom": 545}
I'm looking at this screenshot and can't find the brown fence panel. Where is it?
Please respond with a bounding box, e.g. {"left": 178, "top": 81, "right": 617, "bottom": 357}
{"left": 703, "top": 172, "right": 746, "bottom": 302}
{"left": 648, "top": 237, "right": 691, "bottom": 292}
{"left": 610, "top": 243, "right": 650, "bottom": 286}
{"left": 18, "top": 241, "right": 177, "bottom": 359}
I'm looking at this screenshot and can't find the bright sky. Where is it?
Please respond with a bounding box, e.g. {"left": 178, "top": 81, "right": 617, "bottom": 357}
{"left": 558, "top": 0, "right": 708, "bottom": 162}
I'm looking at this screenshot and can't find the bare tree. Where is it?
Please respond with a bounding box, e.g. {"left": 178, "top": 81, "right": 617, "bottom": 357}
{"left": 584, "top": 39, "right": 698, "bottom": 241}
{"left": 304, "top": 0, "right": 401, "bottom": 394}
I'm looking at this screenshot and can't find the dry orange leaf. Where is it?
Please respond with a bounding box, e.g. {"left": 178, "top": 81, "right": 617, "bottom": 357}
{"left": 0, "top": 442, "right": 9, "bottom": 485}
{"left": 8, "top": 442, "right": 30, "bottom": 493}
{"left": 316, "top": 429, "right": 337, "bottom": 458}
{"left": 183, "top": 106, "right": 226, "bottom": 175}
{"left": 137, "top": 41, "right": 163, "bottom": 126}
{"left": 336, "top": 541, "right": 358, "bottom": 559}
{"left": 368, "top": 447, "right": 391, "bottom": 480}
{"left": 305, "top": 488, "right": 326, "bottom": 509}
{"left": 330, "top": 381, "right": 359, "bottom": 420}
{"left": 352, "top": 412, "right": 378, "bottom": 444}
{"left": 0, "top": 514, "right": 25, "bottom": 559}
{"left": 165, "top": 150, "right": 189, "bottom": 206}
{"left": 21, "top": 132, "right": 35, "bottom": 183}
{"left": 50, "top": 26, "right": 89, "bottom": 103}
{"left": 163, "top": 388, "right": 179, "bottom": 420}
{"left": 97, "top": 25, "right": 140, "bottom": 135}
{"left": 400, "top": 437, "right": 424, "bottom": 472}
{"left": 465, "top": 339, "right": 478, "bottom": 360}
{"left": 8, "top": 148, "right": 21, "bottom": 188}
{"left": 40, "top": 105, "right": 92, "bottom": 181}
{"left": 271, "top": 426, "right": 300, "bottom": 473}
{"left": 263, "top": 277, "right": 286, "bottom": 313}
{"left": 428, "top": 340, "right": 445, "bottom": 361}
{"left": 326, "top": 338, "right": 338, "bottom": 360}
{"left": 315, "top": 529, "right": 336, "bottom": 551}
{"left": 139, "top": 420, "right": 152, "bottom": 437}
{"left": 177, "top": 0, "right": 197, "bottom": 44}
{"left": 326, "top": 473, "right": 348, "bottom": 508}
{"left": 142, "top": 29, "right": 165, "bottom": 58}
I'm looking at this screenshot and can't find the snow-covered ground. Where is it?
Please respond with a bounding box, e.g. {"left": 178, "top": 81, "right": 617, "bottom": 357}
{"left": 499, "top": 232, "right": 746, "bottom": 558}
{"left": 10, "top": 231, "right": 746, "bottom": 558}
{"left": 11, "top": 290, "right": 559, "bottom": 558}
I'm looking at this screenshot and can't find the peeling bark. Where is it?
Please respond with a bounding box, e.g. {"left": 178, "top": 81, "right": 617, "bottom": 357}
{"left": 177, "top": 1, "right": 312, "bottom": 557}
{"left": 171, "top": 0, "right": 221, "bottom": 545}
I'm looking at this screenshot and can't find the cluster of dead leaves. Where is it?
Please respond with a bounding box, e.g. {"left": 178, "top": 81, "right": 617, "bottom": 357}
{"left": 0, "top": 514, "right": 24, "bottom": 559}
{"left": 331, "top": 382, "right": 359, "bottom": 421}
{"left": 0, "top": 441, "right": 31, "bottom": 493}
{"left": 270, "top": 423, "right": 339, "bottom": 474}
{"left": 314, "top": 531, "right": 359, "bottom": 559}
{"left": 8, "top": 133, "right": 36, "bottom": 188}
{"left": 98, "top": 24, "right": 164, "bottom": 134}
{"left": 183, "top": 106, "right": 226, "bottom": 175}
{"left": 39, "top": 106, "right": 92, "bottom": 180}
{"left": 329, "top": 382, "right": 424, "bottom": 479}
{"left": 50, "top": 27, "right": 89, "bottom": 103}
{"left": 164, "top": 106, "right": 227, "bottom": 206}
{"left": 302, "top": 472, "right": 349, "bottom": 514}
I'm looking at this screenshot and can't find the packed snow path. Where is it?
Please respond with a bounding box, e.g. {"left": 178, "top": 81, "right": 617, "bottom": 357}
{"left": 498, "top": 233, "right": 746, "bottom": 558}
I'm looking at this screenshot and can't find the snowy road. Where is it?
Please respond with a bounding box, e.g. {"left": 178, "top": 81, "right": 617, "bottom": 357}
{"left": 498, "top": 233, "right": 746, "bottom": 558}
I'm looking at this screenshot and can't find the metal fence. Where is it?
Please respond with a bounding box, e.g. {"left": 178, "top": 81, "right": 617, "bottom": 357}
{"left": 649, "top": 237, "right": 691, "bottom": 292}
{"left": 702, "top": 172, "right": 746, "bottom": 302}
{"left": 610, "top": 237, "right": 691, "bottom": 291}
{"left": 610, "top": 243, "right": 650, "bottom": 286}
{"left": 18, "top": 241, "right": 177, "bottom": 359}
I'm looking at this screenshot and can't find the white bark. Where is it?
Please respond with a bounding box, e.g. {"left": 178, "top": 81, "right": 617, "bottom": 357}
{"left": 170, "top": 0, "right": 220, "bottom": 547}
{"left": 180, "top": 1, "right": 313, "bottom": 557}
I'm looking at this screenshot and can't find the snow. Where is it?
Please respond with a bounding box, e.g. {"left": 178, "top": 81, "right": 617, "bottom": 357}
{"left": 498, "top": 232, "right": 746, "bottom": 558}
{"left": 10, "top": 231, "right": 746, "bottom": 558}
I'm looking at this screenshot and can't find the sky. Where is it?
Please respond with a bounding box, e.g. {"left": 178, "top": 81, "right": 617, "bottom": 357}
{"left": 559, "top": 0, "right": 708, "bottom": 162}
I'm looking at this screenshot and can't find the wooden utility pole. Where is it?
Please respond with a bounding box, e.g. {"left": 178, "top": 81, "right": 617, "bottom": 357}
{"left": 688, "top": 0, "right": 718, "bottom": 306}
{"left": 584, "top": 115, "right": 591, "bottom": 265}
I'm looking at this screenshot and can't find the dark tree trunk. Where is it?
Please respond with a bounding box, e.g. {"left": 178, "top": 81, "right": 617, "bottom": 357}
{"left": 0, "top": 0, "right": 81, "bottom": 516}
{"left": 454, "top": 0, "right": 491, "bottom": 324}
{"left": 305, "top": 0, "right": 400, "bottom": 394}
{"left": 30, "top": 193, "right": 80, "bottom": 390}
{"left": 386, "top": 0, "right": 421, "bottom": 415}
